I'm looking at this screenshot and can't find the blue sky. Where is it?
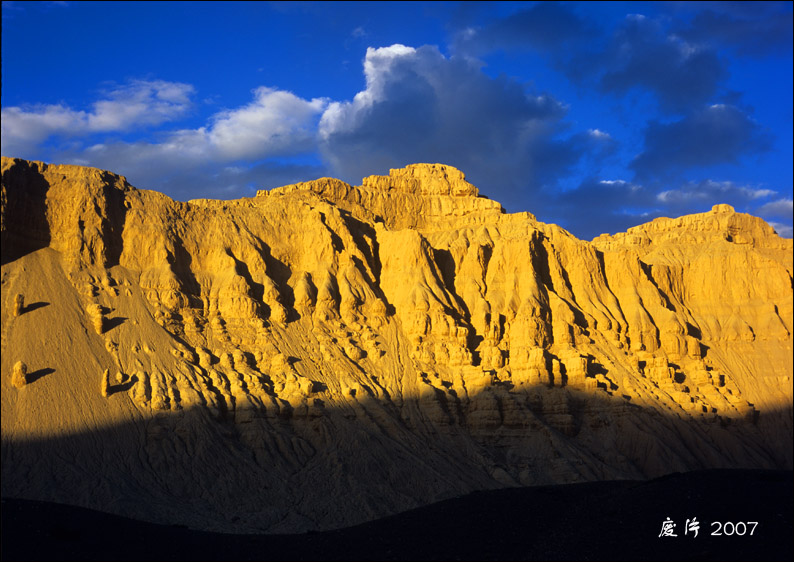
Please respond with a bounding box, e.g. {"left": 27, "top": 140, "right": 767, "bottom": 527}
{"left": 2, "top": 1, "right": 792, "bottom": 239}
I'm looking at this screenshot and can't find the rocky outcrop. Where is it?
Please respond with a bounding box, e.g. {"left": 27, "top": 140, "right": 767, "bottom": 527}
{"left": 1, "top": 157, "right": 791, "bottom": 534}
{"left": 258, "top": 163, "right": 504, "bottom": 230}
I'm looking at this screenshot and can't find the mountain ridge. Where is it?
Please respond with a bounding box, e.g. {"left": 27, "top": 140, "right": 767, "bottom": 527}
{"left": 1, "top": 156, "right": 791, "bottom": 533}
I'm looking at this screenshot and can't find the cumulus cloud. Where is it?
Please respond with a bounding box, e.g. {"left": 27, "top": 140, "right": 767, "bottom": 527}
{"left": 70, "top": 86, "right": 329, "bottom": 200}
{"left": 4, "top": 36, "right": 783, "bottom": 241}
{"left": 0, "top": 43, "right": 652, "bottom": 225}
{"left": 631, "top": 104, "right": 770, "bottom": 180}
{"left": 90, "top": 86, "right": 326, "bottom": 162}
{"left": 70, "top": 45, "right": 586, "bottom": 208}
{"left": 184, "top": 86, "right": 327, "bottom": 160}
{"left": 1, "top": 80, "right": 195, "bottom": 155}
{"left": 318, "top": 44, "right": 580, "bottom": 204}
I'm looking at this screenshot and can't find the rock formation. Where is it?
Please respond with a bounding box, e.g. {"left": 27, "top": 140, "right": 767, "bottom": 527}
{"left": 12, "top": 293, "right": 24, "bottom": 316}
{"left": 11, "top": 360, "right": 27, "bottom": 388}
{"left": 1, "top": 156, "right": 792, "bottom": 533}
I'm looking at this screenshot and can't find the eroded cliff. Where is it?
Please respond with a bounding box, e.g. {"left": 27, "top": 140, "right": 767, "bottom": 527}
{"left": 2, "top": 157, "right": 792, "bottom": 533}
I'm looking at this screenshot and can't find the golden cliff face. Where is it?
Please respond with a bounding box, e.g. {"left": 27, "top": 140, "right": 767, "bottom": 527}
{"left": 2, "top": 156, "right": 792, "bottom": 533}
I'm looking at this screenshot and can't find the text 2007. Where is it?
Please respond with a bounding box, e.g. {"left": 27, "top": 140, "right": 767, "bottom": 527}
{"left": 711, "top": 521, "right": 758, "bottom": 536}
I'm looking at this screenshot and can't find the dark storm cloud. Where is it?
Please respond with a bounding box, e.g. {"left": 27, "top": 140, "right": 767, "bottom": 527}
{"left": 319, "top": 45, "right": 586, "bottom": 204}
{"left": 533, "top": 174, "right": 789, "bottom": 241}
{"left": 457, "top": 6, "right": 732, "bottom": 115}
{"left": 674, "top": 3, "right": 793, "bottom": 57}
{"left": 531, "top": 177, "right": 660, "bottom": 240}
{"left": 631, "top": 104, "right": 771, "bottom": 180}
{"left": 594, "top": 15, "right": 727, "bottom": 114}
{"left": 454, "top": 1, "right": 595, "bottom": 53}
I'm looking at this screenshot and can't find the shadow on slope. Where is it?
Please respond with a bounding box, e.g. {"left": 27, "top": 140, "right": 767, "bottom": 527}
{"left": 2, "top": 469, "right": 792, "bottom": 561}
{"left": 1, "top": 160, "right": 51, "bottom": 265}
{"left": 1, "top": 391, "right": 791, "bottom": 535}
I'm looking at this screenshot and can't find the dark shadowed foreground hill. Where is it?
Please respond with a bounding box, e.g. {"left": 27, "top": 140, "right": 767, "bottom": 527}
{"left": 2, "top": 470, "right": 792, "bottom": 562}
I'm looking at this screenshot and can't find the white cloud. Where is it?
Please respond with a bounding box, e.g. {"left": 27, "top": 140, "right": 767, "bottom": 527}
{"left": 768, "top": 222, "right": 793, "bottom": 238}
{"left": 756, "top": 198, "right": 793, "bottom": 218}
{"left": 1, "top": 80, "right": 194, "bottom": 154}
{"left": 588, "top": 128, "right": 611, "bottom": 140}
{"left": 207, "top": 87, "right": 327, "bottom": 160}
{"left": 88, "top": 80, "right": 194, "bottom": 130}
{"left": 1, "top": 104, "right": 86, "bottom": 150}
{"left": 319, "top": 45, "right": 417, "bottom": 140}
{"left": 51, "top": 85, "right": 330, "bottom": 204}
{"left": 83, "top": 86, "right": 328, "bottom": 167}
{"left": 657, "top": 179, "right": 775, "bottom": 204}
